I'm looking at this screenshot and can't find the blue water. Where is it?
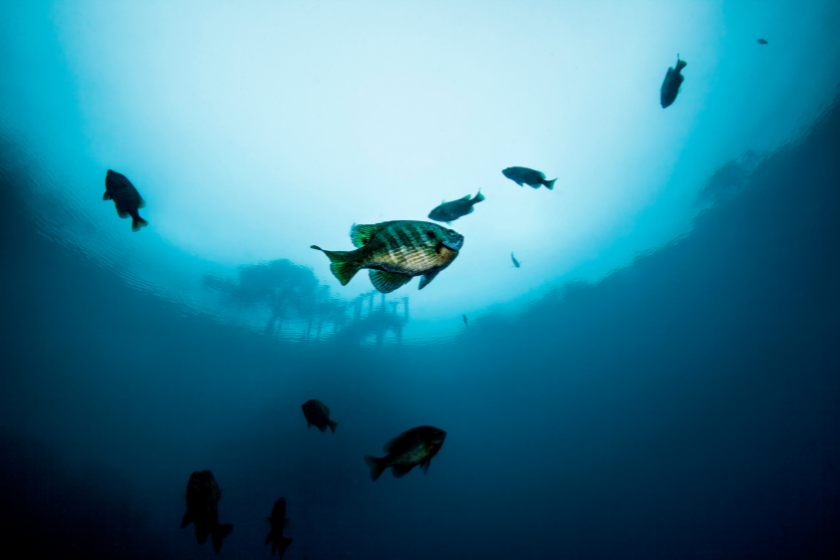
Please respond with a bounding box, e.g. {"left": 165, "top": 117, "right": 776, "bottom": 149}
{"left": 2, "top": 98, "right": 839, "bottom": 558}
{"left": 2, "top": 3, "right": 840, "bottom": 558}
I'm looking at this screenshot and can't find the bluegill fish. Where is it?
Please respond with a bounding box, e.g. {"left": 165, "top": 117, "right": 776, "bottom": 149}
{"left": 264, "top": 497, "right": 293, "bottom": 558}
{"left": 428, "top": 190, "right": 485, "bottom": 223}
{"left": 660, "top": 55, "right": 688, "bottom": 108}
{"left": 181, "top": 470, "right": 233, "bottom": 554}
{"left": 104, "top": 170, "right": 148, "bottom": 231}
{"left": 302, "top": 399, "right": 338, "bottom": 433}
{"left": 502, "top": 167, "right": 556, "bottom": 190}
{"left": 311, "top": 220, "right": 464, "bottom": 294}
{"left": 364, "top": 426, "right": 446, "bottom": 481}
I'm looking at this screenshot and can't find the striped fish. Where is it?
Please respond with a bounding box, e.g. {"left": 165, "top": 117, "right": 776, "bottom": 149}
{"left": 311, "top": 220, "right": 464, "bottom": 293}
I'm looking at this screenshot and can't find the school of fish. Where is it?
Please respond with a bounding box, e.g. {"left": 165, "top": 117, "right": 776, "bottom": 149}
{"left": 93, "top": 30, "right": 774, "bottom": 556}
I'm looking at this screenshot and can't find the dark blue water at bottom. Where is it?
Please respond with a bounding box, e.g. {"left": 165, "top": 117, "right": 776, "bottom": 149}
{"left": 1, "top": 100, "right": 839, "bottom": 560}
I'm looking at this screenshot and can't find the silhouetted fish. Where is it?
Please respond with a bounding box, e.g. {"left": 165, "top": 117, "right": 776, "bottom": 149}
{"left": 511, "top": 253, "right": 521, "bottom": 268}
{"left": 502, "top": 167, "right": 556, "bottom": 190}
{"left": 312, "top": 221, "right": 464, "bottom": 293}
{"left": 364, "top": 426, "right": 446, "bottom": 481}
{"left": 302, "top": 399, "right": 338, "bottom": 433}
{"left": 660, "top": 55, "right": 688, "bottom": 108}
{"left": 757, "top": 38, "right": 768, "bottom": 45}
{"left": 104, "top": 170, "right": 148, "bottom": 231}
{"left": 462, "top": 314, "right": 468, "bottom": 327}
{"left": 264, "top": 497, "right": 293, "bottom": 558}
{"left": 428, "top": 190, "right": 485, "bottom": 223}
{"left": 181, "top": 470, "right": 233, "bottom": 554}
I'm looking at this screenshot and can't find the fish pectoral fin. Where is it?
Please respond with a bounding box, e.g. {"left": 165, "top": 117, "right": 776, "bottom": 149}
{"left": 349, "top": 223, "right": 378, "bottom": 248}
{"left": 418, "top": 269, "right": 441, "bottom": 290}
{"left": 421, "top": 458, "right": 432, "bottom": 474}
{"left": 369, "top": 270, "right": 412, "bottom": 294}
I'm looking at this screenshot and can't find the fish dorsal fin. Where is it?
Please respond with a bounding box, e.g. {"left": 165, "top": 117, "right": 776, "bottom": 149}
{"left": 460, "top": 194, "right": 471, "bottom": 200}
{"left": 369, "top": 270, "right": 412, "bottom": 294}
{"left": 349, "top": 223, "right": 378, "bottom": 248}
{"left": 418, "top": 269, "right": 441, "bottom": 290}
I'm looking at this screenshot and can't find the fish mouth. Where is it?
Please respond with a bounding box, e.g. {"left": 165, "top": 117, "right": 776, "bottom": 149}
{"left": 442, "top": 238, "right": 463, "bottom": 251}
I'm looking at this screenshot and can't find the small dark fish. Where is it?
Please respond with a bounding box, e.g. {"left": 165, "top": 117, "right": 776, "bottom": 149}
{"left": 660, "top": 55, "right": 688, "bottom": 108}
{"left": 364, "top": 425, "right": 446, "bottom": 481}
{"left": 462, "top": 314, "right": 468, "bottom": 327}
{"left": 511, "top": 252, "right": 521, "bottom": 268}
{"left": 428, "top": 190, "right": 485, "bottom": 223}
{"left": 302, "top": 399, "right": 338, "bottom": 433}
{"left": 312, "top": 220, "right": 464, "bottom": 293}
{"left": 757, "top": 38, "right": 768, "bottom": 45}
{"left": 264, "top": 497, "right": 293, "bottom": 558}
{"left": 181, "top": 470, "right": 233, "bottom": 554}
{"left": 502, "top": 167, "right": 556, "bottom": 190}
{"left": 103, "top": 170, "right": 148, "bottom": 231}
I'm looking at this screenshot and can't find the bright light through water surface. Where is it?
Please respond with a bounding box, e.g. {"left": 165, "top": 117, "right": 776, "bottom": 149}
{"left": 3, "top": 0, "right": 839, "bottom": 342}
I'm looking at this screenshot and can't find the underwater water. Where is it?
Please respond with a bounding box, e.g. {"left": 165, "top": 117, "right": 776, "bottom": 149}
{"left": 1, "top": 1, "right": 840, "bottom": 559}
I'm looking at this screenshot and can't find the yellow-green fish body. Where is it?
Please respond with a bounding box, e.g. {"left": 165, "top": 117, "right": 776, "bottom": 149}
{"left": 311, "top": 220, "right": 464, "bottom": 293}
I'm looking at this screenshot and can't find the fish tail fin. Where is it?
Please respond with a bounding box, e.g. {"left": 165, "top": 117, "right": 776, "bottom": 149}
{"left": 131, "top": 216, "right": 149, "bottom": 232}
{"left": 329, "top": 420, "right": 338, "bottom": 434}
{"left": 473, "top": 190, "right": 485, "bottom": 203}
{"left": 310, "top": 246, "right": 360, "bottom": 286}
{"left": 211, "top": 523, "right": 233, "bottom": 553}
{"left": 544, "top": 178, "right": 557, "bottom": 190}
{"left": 364, "top": 455, "right": 386, "bottom": 481}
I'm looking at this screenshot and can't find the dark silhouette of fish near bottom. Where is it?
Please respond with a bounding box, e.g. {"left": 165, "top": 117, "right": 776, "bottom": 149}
{"left": 181, "top": 470, "right": 233, "bottom": 554}
{"left": 265, "top": 497, "right": 293, "bottom": 557}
